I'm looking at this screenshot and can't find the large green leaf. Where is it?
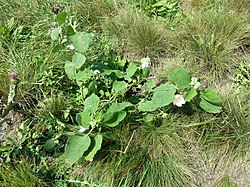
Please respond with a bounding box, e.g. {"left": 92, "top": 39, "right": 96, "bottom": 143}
{"left": 65, "top": 135, "right": 91, "bottom": 165}
{"left": 76, "top": 111, "right": 92, "bottom": 129}
{"left": 152, "top": 89, "right": 175, "bottom": 108}
{"left": 107, "top": 102, "right": 133, "bottom": 113}
{"left": 84, "top": 93, "right": 99, "bottom": 114}
{"left": 103, "top": 111, "right": 127, "bottom": 127}
{"left": 70, "top": 32, "right": 93, "bottom": 53}
{"left": 199, "top": 99, "right": 222, "bottom": 113}
{"left": 168, "top": 68, "right": 190, "bottom": 89}
{"left": 72, "top": 53, "right": 86, "bottom": 69}
{"left": 200, "top": 88, "right": 222, "bottom": 105}
{"left": 138, "top": 101, "right": 158, "bottom": 112}
{"left": 84, "top": 134, "right": 103, "bottom": 161}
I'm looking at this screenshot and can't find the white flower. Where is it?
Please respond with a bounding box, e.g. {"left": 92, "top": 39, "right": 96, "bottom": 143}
{"left": 94, "top": 70, "right": 100, "bottom": 75}
{"left": 141, "top": 57, "right": 150, "bottom": 69}
{"left": 79, "top": 127, "right": 86, "bottom": 133}
{"left": 190, "top": 77, "right": 200, "bottom": 89}
{"left": 51, "top": 22, "right": 58, "bottom": 27}
{"left": 66, "top": 44, "right": 74, "bottom": 50}
{"left": 173, "top": 94, "right": 186, "bottom": 107}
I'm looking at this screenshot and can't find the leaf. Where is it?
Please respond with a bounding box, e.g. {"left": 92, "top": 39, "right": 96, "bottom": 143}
{"left": 76, "top": 69, "right": 93, "bottom": 83}
{"left": 168, "top": 68, "right": 191, "bottom": 89}
{"left": 199, "top": 99, "right": 222, "bottom": 113}
{"left": 153, "top": 83, "right": 175, "bottom": 93}
{"left": 50, "top": 27, "right": 61, "bottom": 40}
{"left": 112, "top": 81, "right": 127, "bottom": 94}
{"left": 145, "top": 80, "right": 156, "bottom": 91}
{"left": 70, "top": 32, "right": 93, "bottom": 53}
{"left": 72, "top": 53, "right": 86, "bottom": 69}
{"left": 200, "top": 88, "right": 222, "bottom": 105}
{"left": 84, "top": 134, "right": 103, "bottom": 161}
{"left": 185, "top": 87, "right": 197, "bottom": 102}
{"left": 144, "top": 114, "right": 154, "bottom": 122}
{"left": 138, "top": 101, "right": 158, "bottom": 112}
{"left": 103, "top": 111, "right": 127, "bottom": 127}
{"left": 65, "top": 135, "right": 91, "bottom": 165}
{"left": 152, "top": 89, "right": 175, "bottom": 108}
{"left": 44, "top": 138, "right": 56, "bottom": 150}
{"left": 65, "top": 25, "right": 75, "bottom": 36}
{"left": 84, "top": 93, "right": 99, "bottom": 114}
{"left": 65, "top": 61, "right": 76, "bottom": 79}
{"left": 107, "top": 102, "right": 133, "bottom": 113}
{"left": 56, "top": 12, "right": 67, "bottom": 25}
{"left": 76, "top": 111, "right": 92, "bottom": 129}
{"left": 124, "top": 63, "right": 137, "bottom": 81}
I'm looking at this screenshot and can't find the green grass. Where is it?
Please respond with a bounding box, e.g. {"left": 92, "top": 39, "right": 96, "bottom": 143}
{"left": 103, "top": 5, "right": 170, "bottom": 58}
{"left": 0, "top": 157, "right": 44, "bottom": 187}
{"left": 173, "top": 1, "right": 249, "bottom": 81}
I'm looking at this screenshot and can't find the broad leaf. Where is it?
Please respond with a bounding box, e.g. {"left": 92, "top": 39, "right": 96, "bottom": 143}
{"left": 199, "top": 99, "right": 222, "bottom": 113}
{"left": 65, "top": 61, "right": 76, "bottom": 79}
{"left": 76, "top": 69, "right": 93, "bottom": 83}
{"left": 138, "top": 101, "right": 158, "bottom": 112}
{"left": 76, "top": 111, "right": 92, "bottom": 129}
{"left": 70, "top": 32, "right": 93, "bottom": 53}
{"left": 107, "top": 102, "right": 133, "bottom": 113}
{"left": 112, "top": 81, "right": 127, "bottom": 94}
{"left": 168, "top": 68, "right": 190, "bottom": 89}
{"left": 65, "top": 135, "right": 91, "bottom": 165}
{"left": 84, "top": 93, "right": 99, "bottom": 113}
{"left": 185, "top": 87, "right": 197, "bottom": 102}
{"left": 72, "top": 53, "right": 86, "bottom": 69}
{"left": 152, "top": 89, "right": 175, "bottom": 108}
{"left": 103, "top": 111, "right": 127, "bottom": 127}
{"left": 200, "top": 88, "right": 222, "bottom": 105}
{"left": 51, "top": 27, "right": 61, "bottom": 41}
{"left": 56, "top": 12, "right": 67, "bottom": 25}
{"left": 84, "top": 134, "right": 103, "bottom": 161}
{"left": 145, "top": 80, "right": 156, "bottom": 91}
{"left": 124, "top": 63, "right": 137, "bottom": 81}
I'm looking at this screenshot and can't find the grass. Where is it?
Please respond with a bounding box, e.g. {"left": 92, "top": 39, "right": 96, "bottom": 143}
{"left": 103, "top": 5, "right": 170, "bottom": 59}
{"left": 0, "top": 0, "right": 249, "bottom": 186}
{"left": 0, "top": 157, "right": 44, "bottom": 187}
{"left": 173, "top": 1, "right": 249, "bottom": 81}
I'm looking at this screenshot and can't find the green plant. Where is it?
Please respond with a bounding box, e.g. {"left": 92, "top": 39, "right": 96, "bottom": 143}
{"left": 52, "top": 13, "right": 223, "bottom": 164}
{"left": 174, "top": 5, "right": 249, "bottom": 80}
{"left": 0, "top": 157, "right": 44, "bottom": 187}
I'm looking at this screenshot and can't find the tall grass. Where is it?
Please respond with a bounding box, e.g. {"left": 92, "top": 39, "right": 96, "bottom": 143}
{"left": 103, "top": 6, "right": 170, "bottom": 58}
{"left": 173, "top": 3, "right": 249, "bottom": 81}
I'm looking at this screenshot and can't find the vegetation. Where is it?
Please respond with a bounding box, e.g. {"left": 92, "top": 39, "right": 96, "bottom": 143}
{"left": 0, "top": 0, "right": 249, "bottom": 186}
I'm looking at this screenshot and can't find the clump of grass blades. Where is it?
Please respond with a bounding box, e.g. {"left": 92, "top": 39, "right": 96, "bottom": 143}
{"left": 174, "top": 6, "right": 249, "bottom": 81}
{"left": 0, "top": 157, "right": 44, "bottom": 187}
{"left": 70, "top": 122, "right": 193, "bottom": 187}
{"left": 103, "top": 6, "right": 170, "bottom": 58}
{"left": 213, "top": 175, "right": 237, "bottom": 187}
